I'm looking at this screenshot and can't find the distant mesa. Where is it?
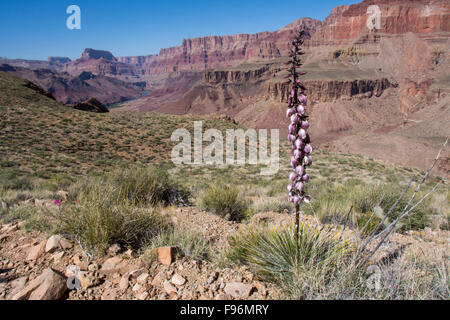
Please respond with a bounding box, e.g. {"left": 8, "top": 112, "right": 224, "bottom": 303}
{"left": 81, "top": 49, "right": 117, "bottom": 62}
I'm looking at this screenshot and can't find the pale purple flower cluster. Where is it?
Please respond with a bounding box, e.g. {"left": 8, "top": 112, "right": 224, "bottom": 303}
{"left": 285, "top": 31, "right": 312, "bottom": 206}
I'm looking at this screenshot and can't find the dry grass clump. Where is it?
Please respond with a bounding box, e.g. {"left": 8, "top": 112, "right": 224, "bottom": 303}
{"left": 198, "top": 184, "right": 248, "bottom": 221}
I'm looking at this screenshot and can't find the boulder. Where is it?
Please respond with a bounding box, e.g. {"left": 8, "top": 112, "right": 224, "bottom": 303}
{"left": 26, "top": 241, "right": 46, "bottom": 261}
{"left": 155, "top": 246, "right": 181, "bottom": 266}
{"left": 224, "top": 282, "right": 253, "bottom": 299}
{"left": 45, "top": 235, "right": 63, "bottom": 253}
{"left": 12, "top": 268, "right": 67, "bottom": 300}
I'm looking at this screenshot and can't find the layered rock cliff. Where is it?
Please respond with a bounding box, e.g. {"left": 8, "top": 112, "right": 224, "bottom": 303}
{"left": 266, "top": 78, "right": 396, "bottom": 103}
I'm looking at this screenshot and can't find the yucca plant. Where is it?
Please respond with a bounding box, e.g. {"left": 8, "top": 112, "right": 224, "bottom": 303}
{"left": 285, "top": 30, "right": 312, "bottom": 240}
{"left": 227, "top": 224, "right": 351, "bottom": 283}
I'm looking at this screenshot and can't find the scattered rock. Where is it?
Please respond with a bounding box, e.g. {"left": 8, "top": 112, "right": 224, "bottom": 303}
{"left": 26, "top": 241, "right": 46, "bottom": 261}
{"left": 52, "top": 251, "right": 65, "bottom": 263}
{"left": 7, "top": 276, "right": 28, "bottom": 298}
{"left": 65, "top": 265, "right": 81, "bottom": 278}
{"left": 45, "top": 235, "right": 63, "bottom": 253}
{"left": 101, "top": 256, "right": 128, "bottom": 275}
{"left": 224, "top": 282, "right": 253, "bottom": 299}
{"left": 12, "top": 268, "right": 67, "bottom": 300}
{"left": 137, "top": 292, "right": 149, "bottom": 300}
{"left": 151, "top": 270, "right": 166, "bottom": 287}
{"left": 129, "top": 269, "right": 146, "bottom": 279}
{"left": 88, "top": 263, "right": 99, "bottom": 272}
{"left": 163, "top": 280, "right": 177, "bottom": 295}
{"left": 171, "top": 273, "right": 186, "bottom": 286}
{"left": 215, "top": 293, "right": 232, "bottom": 300}
{"left": 119, "top": 274, "right": 130, "bottom": 292}
{"left": 132, "top": 283, "right": 142, "bottom": 292}
{"left": 108, "top": 244, "right": 121, "bottom": 256}
{"left": 101, "top": 289, "right": 118, "bottom": 300}
{"left": 156, "top": 246, "right": 181, "bottom": 266}
{"left": 137, "top": 273, "right": 149, "bottom": 285}
{"left": 5, "top": 224, "right": 19, "bottom": 233}
{"left": 78, "top": 272, "right": 99, "bottom": 289}
{"left": 59, "top": 238, "right": 73, "bottom": 250}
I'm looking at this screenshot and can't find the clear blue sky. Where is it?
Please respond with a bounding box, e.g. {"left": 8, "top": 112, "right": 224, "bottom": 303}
{"left": 0, "top": 0, "right": 360, "bottom": 60}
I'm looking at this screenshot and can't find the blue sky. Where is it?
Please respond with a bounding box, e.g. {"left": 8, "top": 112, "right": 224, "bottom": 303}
{"left": 0, "top": 0, "right": 360, "bottom": 60}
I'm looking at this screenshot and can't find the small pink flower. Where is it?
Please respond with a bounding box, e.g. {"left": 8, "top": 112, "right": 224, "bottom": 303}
{"left": 304, "top": 155, "right": 313, "bottom": 166}
{"left": 296, "top": 105, "right": 305, "bottom": 115}
{"left": 54, "top": 199, "right": 61, "bottom": 206}
{"left": 299, "top": 95, "right": 307, "bottom": 105}
{"left": 298, "top": 129, "right": 307, "bottom": 140}
{"left": 291, "top": 157, "right": 298, "bottom": 168}
{"left": 286, "top": 108, "right": 295, "bottom": 118}
{"left": 304, "top": 144, "right": 313, "bottom": 154}
{"left": 294, "top": 149, "right": 303, "bottom": 159}
{"left": 295, "top": 166, "right": 305, "bottom": 176}
{"left": 295, "top": 182, "right": 305, "bottom": 192}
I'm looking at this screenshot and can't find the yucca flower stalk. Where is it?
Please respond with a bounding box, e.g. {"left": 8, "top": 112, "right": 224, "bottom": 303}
{"left": 285, "top": 30, "right": 312, "bottom": 241}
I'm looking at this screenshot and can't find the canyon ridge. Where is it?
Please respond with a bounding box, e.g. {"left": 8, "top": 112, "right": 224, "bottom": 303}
{"left": 1, "top": 0, "right": 449, "bottom": 172}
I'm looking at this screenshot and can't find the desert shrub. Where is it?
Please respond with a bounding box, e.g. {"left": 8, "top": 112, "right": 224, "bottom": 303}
{"left": 0, "top": 169, "right": 33, "bottom": 190}
{"left": 147, "top": 226, "right": 212, "bottom": 261}
{"left": 53, "top": 183, "right": 170, "bottom": 254}
{"left": 352, "top": 184, "right": 429, "bottom": 234}
{"left": 251, "top": 199, "right": 294, "bottom": 214}
{"left": 0, "top": 205, "right": 53, "bottom": 233}
{"left": 304, "top": 181, "right": 430, "bottom": 233}
{"left": 363, "top": 257, "right": 449, "bottom": 300}
{"left": 198, "top": 184, "right": 248, "bottom": 221}
{"left": 68, "top": 166, "right": 189, "bottom": 207}
{"left": 227, "top": 225, "right": 351, "bottom": 284}
{"left": 109, "top": 167, "right": 189, "bottom": 206}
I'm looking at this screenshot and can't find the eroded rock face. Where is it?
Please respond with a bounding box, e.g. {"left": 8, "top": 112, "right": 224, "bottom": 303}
{"left": 312, "top": 0, "right": 450, "bottom": 45}
{"left": 266, "top": 78, "right": 395, "bottom": 103}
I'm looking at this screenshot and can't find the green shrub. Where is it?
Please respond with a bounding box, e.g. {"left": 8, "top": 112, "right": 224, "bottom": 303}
{"left": 110, "top": 167, "right": 189, "bottom": 206}
{"left": 46, "top": 166, "right": 191, "bottom": 254}
{"left": 147, "top": 226, "right": 212, "bottom": 261}
{"left": 68, "top": 166, "right": 189, "bottom": 207}
{"left": 53, "top": 184, "right": 170, "bottom": 254}
{"left": 198, "top": 184, "right": 247, "bottom": 221}
{"left": 251, "top": 199, "right": 294, "bottom": 214}
{"left": 227, "top": 225, "right": 351, "bottom": 283}
{"left": 304, "top": 181, "right": 430, "bottom": 233}
{"left": 352, "top": 184, "right": 429, "bottom": 234}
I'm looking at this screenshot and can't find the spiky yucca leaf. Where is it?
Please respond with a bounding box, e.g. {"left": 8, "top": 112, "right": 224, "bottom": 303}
{"left": 228, "top": 224, "right": 350, "bottom": 282}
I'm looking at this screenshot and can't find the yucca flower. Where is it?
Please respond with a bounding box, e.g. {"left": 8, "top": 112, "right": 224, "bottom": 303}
{"left": 285, "top": 30, "right": 313, "bottom": 237}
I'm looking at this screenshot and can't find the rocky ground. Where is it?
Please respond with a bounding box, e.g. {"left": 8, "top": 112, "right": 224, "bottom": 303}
{"left": 1, "top": 197, "right": 448, "bottom": 300}
{"left": 0, "top": 202, "right": 281, "bottom": 301}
